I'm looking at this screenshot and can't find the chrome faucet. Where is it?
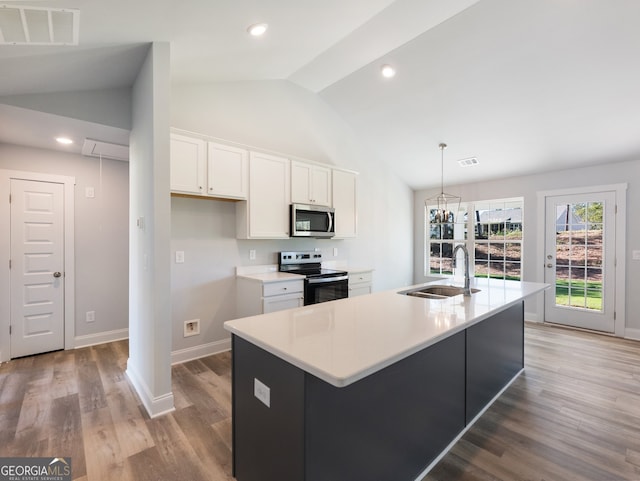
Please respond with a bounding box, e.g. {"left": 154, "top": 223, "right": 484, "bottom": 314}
{"left": 452, "top": 244, "right": 472, "bottom": 296}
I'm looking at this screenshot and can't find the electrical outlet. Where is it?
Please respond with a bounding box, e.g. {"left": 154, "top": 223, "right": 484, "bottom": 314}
{"left": 183, "top": 319, "right": 200, "bottom": 337}
{"left": 633, "top": 250, "right": 640, "bottom": 261}
{"left": 86, "top": 311, "right": 95, "bottom": 323}
{"left": 85, "top": 187, "right": 95, "bottom": 198}
{"left": 175, "top": 251, "right": 185, "bottom": 263}
{"left": 333, "top": 247, "right": 338, "bottom": 257}
{"left": 249, "top": 249, "right": 256, "bottom": 260}
{"left": 254, "top": 378, "right": 270, "bottom": 408}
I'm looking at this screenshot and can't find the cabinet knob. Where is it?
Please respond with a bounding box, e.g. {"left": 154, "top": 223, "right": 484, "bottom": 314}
{"left": 199, "top": 186, "right": 203, "bottom": 190}
{"left": 283, "top": 287, "right": 288, "bottom": 291}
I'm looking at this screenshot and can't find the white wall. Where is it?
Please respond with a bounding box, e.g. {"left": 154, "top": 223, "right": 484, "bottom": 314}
{"left": 413, "top": 158, "right": 640, "bottom": 333}
{"left": 0, "top": 143, "right": 129, "bottom": 341}
{"left": 127, "top": 42, "right": 174, "bottom": 417}
{"left": 0, "top": 87, "right": 132, "bottom": 130}
{"left": 170, "top": 79, "right": 414, "bottom": 354}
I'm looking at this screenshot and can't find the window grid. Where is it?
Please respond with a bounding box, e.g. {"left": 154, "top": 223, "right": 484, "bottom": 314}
{"left": 426, "top": 198, "right": 523, "bottom": 281}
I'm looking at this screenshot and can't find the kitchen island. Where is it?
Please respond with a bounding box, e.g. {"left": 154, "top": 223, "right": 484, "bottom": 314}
{"left": 224, "top": 278, "right": 548, "bottom": 481}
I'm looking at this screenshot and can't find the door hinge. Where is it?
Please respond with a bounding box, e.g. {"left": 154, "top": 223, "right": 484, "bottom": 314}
{"left": 615, "top": 204, "right": 618, "bottom": 214}
{"left": 8, "top": 194, "right": 11, "bottom": 204}
{"left": 8, "top": 259, "right": 11, "bottom": 269}
{"left": 9, "top": 325, "right": 11, "bottom": 335}
{"left": 614, "top": 311, "right": 616, "bottom": 320}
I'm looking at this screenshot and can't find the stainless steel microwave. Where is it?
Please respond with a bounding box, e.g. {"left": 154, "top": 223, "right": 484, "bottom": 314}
{"left": 290, "top": 204, "right": 335, "bottom": 238}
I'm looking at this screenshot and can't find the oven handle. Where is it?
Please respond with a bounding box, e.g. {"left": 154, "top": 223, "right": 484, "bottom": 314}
{"left": 306, "top": 275, "right": 348, "bottom": 285}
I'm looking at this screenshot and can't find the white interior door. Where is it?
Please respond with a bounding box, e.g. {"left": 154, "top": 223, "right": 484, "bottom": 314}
{"left": 544, "top": 191, "right": 616, "bottom": 332}
{"left": 10, "top": 179, "right": 65, "bottom": 358}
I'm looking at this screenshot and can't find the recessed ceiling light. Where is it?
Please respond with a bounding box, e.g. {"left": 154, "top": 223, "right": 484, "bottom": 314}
{"left": 381, "top": 64, "right": 396, "bottom": 78}
{"left": 247, "top": 23, "right": 268, "bottom": 37}
{"left": 56, "top": 137, "right": 73, "bottom": 145}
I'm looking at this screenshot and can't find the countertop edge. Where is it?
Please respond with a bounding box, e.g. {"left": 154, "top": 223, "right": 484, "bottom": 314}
{"left": 225, "top": 283, "right": 548, "bottom": 388}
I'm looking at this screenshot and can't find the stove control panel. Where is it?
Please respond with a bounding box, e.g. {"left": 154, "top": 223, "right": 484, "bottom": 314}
{"left": 280, "top": 251, "right": 322, "bottom": 265}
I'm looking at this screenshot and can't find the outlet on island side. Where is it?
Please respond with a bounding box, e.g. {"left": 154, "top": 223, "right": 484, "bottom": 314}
{"left": 254, "top": 378, "right": 270, "bottom": 408}
{"left": 183, "top": 319, "right": 200, "bottom": 337}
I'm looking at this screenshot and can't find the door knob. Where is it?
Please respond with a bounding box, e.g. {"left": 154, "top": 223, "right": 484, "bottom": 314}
{"left": 53, "top": 272, "right": 62, "bottom": 278}
{"left": 546, "top": 263, "right": 553, "bottom": 268}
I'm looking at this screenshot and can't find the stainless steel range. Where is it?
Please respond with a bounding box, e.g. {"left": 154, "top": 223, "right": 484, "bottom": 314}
{"left": 279, "top": 251, "right": 348, "bottom": 305}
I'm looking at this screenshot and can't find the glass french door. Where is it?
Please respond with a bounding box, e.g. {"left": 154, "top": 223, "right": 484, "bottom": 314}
{"left": 544, "top": 191, "right": 616, "bottom": 332}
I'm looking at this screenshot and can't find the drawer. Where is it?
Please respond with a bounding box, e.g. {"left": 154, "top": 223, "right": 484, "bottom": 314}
{"left": 263, "top": 279, "right": 304, "bottom": 297}
{"left": 349, "top": 271, "right": 372, "bottom": 286}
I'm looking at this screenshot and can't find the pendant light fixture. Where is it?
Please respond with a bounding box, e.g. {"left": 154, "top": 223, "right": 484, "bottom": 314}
{"left": 425, "top": 143, "right": 461, "bottom": 224}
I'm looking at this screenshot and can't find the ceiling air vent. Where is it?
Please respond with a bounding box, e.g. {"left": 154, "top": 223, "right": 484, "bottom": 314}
{"left": 82, "top": 139, "right": 129, "bottom": 162}
{"left": 457, "top": 157, "right": 479, "bottom": 167}
{"left": 0, "top": 4, "right": 79, "bottom": 45}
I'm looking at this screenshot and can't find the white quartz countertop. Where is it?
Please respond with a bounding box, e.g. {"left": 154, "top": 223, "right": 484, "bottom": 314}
{"left": 224, "top": 278, "right": 548, "bottom": 387}
{"left": 237, "top": 271, "right": 303, "bottom": 283}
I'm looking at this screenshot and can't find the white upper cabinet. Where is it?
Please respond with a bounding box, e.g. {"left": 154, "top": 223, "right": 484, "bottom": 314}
{"left": 237, "top": 152, "right": 291, "bottom": 239}
{"left": 291, "top": 160, "right": 332, "bottom": 206}
{"left": 332, "top": 168, "right": 358, "bottom": 238}
{"left": 170, "top": 133, "right": 206, "bottom": 195}
{"left": 207, "top": 142, "right": 248, "bottom": 200}
{"left": 170, "top": 133, "right": 249, "bottom": 200}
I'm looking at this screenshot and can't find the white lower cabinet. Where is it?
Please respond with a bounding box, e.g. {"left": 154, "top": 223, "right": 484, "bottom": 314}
{"left": 263, "top": 292, "right": 304, "bottom": 313}
{"left": 237, "top": 277, "right": 304, "bottom": 318}
{"left": 348, "top": 270, "right": 373, "bottom": 297}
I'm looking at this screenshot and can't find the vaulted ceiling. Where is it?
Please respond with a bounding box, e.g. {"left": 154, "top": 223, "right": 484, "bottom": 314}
{"left": 1, "top": 0, "right": 639, "bottom": 189}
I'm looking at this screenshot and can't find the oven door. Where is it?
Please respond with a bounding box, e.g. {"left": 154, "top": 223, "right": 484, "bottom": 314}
{"left": 304, "top": 277, "right": 348, "bottom": 305}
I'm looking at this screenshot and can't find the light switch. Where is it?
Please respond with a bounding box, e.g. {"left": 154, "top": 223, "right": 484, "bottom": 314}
{"left": 85, "top": 187, "right": 95, "bottom": 198}
{"left": 175, "top": 251, "right": 185, "bottom": 263}
{"left": 249, "top": 249, "right": 256, "bottom": 260}
{"left": 633, "top": 250, "right": 640, "bottom": 261}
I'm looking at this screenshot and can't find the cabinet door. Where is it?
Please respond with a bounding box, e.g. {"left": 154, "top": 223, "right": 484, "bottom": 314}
{"left": 207, "top": 142, "right": 248, "bottom": 199}
{"left": 170, "top": 133, "right": 206, "bottom": 195}
{"left": 349, "top": 285, "right": 371, "bottom": 297}
{"left": 332, "top": 169, "right": 357, "bottom": 238}
{"left": 263, "top": 293, "right": 304, "bottom": 313}
{"left": 311, "top": 165, "right": 332, "bottom": 206}
{"left": 248, "top": 152, "right": 290, "bottom": 238}
{"left": 348, "top": 271, "right": 372, "bottom": 297}
{"left": 291, "top": 161, "right": 312, "bottom": 204}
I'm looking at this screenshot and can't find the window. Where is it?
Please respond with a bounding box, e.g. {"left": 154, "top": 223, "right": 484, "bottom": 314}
{"left": 425, "top": 198, "right": 523, "bottom": 281}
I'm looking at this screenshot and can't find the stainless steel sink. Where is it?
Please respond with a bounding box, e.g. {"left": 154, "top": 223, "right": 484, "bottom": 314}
{"left": 399, "top": 285, "right": 480, "bottom": 299}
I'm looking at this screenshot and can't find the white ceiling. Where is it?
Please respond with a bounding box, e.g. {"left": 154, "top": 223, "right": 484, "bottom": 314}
{"left": 1, "top": 0, "right": 639, "bottom": 189}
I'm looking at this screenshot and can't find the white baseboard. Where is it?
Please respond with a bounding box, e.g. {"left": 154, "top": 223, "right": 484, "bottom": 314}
{"left": 126, "top": 360, "right": 176, "bottom": 418}
{"left": 524, "top": 311, "right": 542, "bottom": 323}
{"left": 171, "top": 338, "right": 231, "bottom": 365}
{"left": 74, "top": 328, "right": 129, "bottom": 349}
{"left": 625, "top": 328, "right": 640, "bottom": 341}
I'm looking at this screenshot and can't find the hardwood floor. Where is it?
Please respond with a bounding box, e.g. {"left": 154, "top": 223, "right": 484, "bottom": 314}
{"left": 1, "top": 323, "right": 639, "bottom": 481}
{"left": 425, "top": 323, "right": 640, "bottom": 481}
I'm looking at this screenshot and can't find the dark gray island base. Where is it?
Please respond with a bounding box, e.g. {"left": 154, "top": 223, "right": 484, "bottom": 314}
{"left": 231, "top": 301, "right": 524, "bottom": 481}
